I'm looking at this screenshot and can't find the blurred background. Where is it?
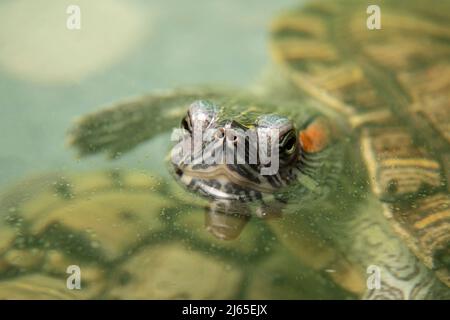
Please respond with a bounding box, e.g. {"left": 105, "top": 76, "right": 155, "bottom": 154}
{"left": 0, "top": 0, "right": 298, "bottom": 188}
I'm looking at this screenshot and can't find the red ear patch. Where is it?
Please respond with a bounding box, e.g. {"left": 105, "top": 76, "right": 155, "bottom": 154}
{"left": 299, "top": 117, "right": 332, "bottom": 153}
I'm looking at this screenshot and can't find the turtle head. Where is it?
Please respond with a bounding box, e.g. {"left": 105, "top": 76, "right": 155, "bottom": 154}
{"left": 170, "top": 100, "right": 300, "bottom": 202}
{"left": 170, "top": 99, "right": 337, "bottom": 240}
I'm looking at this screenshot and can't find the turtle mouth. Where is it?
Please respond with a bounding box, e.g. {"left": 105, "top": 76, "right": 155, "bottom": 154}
{"left": 172, "top": 163, "right": 275, "bottom": 202}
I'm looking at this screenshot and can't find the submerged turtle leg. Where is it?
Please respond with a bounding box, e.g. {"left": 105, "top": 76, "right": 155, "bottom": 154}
{"left": 267, "top": 212, "right": 366, "bottom": 296}
{"left": 342, "top": 196, "right": 450, "bottom": 300}
{"left": 267, "top": 192, "right": 450, "bottom": 299}
{"left": 361, "top": 126, "right": 450, "bottom": 288}
{"left": 67, "top": 88, "right": 232, "bottom": 158}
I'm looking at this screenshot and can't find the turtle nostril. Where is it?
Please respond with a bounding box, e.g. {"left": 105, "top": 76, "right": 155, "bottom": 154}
{"left": 225, "top": 130, "right": 239, "bottom": 144}
{"left": 215, "top": 128, "right": 225, "bottom": 139}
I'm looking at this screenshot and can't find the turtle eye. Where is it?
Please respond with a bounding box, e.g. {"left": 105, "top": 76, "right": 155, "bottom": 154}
{"left": 188, "top": 100, "right": 219, "bottom": 129}
{"left": 181, "top": 115, "right": 192, "bottom": 132}
{"left": 281, "top": 132, "right": 297, "bottom": 155}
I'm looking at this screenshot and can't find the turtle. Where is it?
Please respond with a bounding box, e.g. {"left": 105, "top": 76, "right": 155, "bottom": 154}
{"left": 64, "top": 0, "right": 450, "bottom": 299}
{"left": 0, "top": 170, "right": 350, "bottom": 299}
{"left": 6, "top": 0, "right": 449, "bottom": 299}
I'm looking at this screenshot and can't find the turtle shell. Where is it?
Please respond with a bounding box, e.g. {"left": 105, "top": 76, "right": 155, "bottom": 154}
{"left": 0, "top": 170, "right": 351, "bottom": 299}
{"left": 270, "top": 0, "right": 450, "bottom": 287}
